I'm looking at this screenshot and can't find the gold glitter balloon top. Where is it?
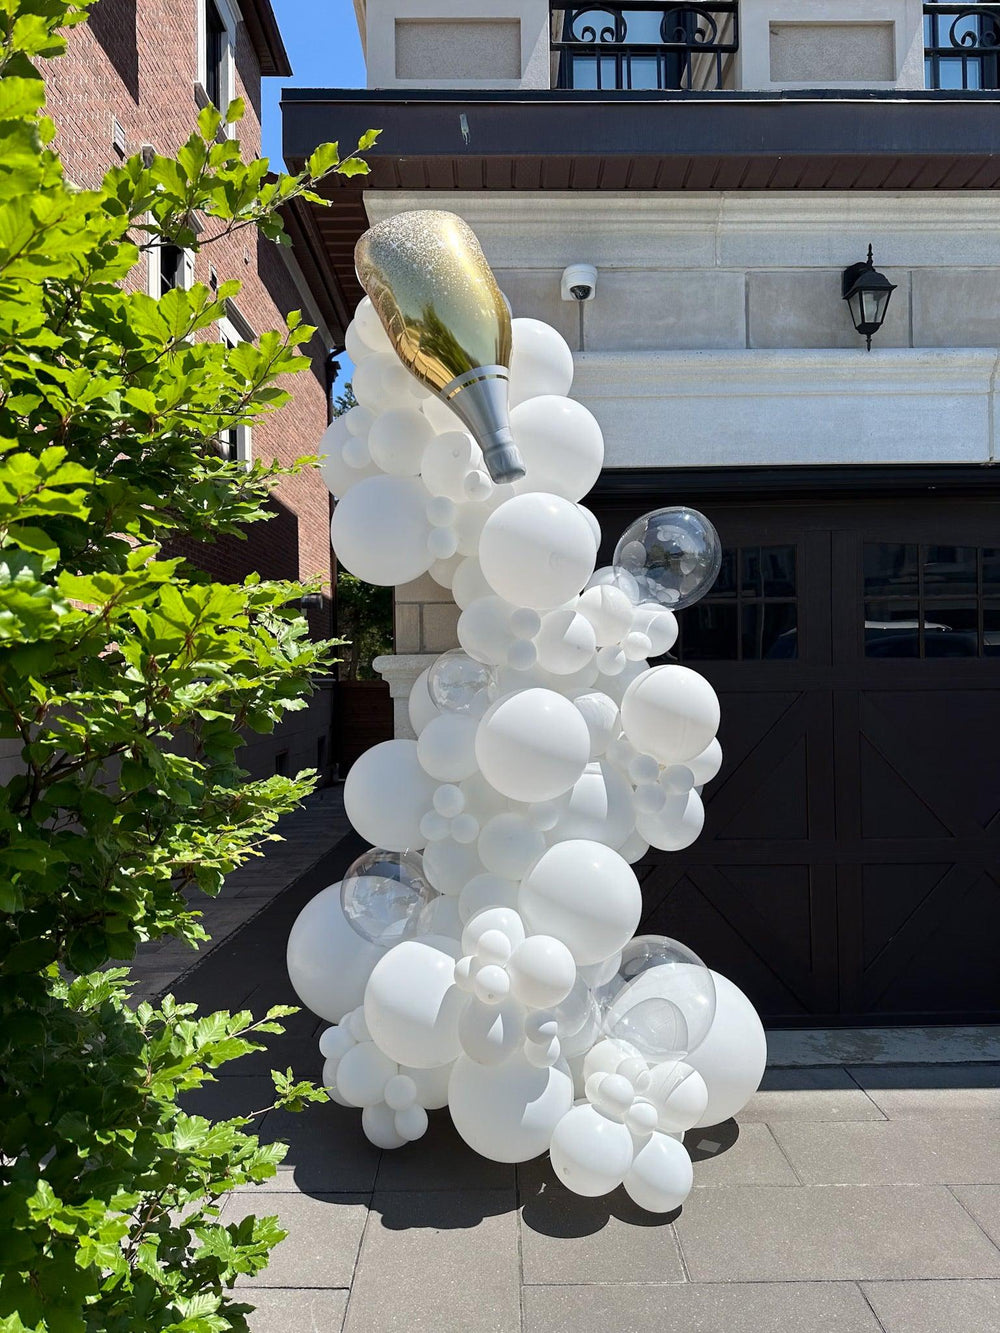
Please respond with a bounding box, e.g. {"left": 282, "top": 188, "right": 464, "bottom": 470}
{"left": 354, "top": 210, "right": 512, "bottom": 394}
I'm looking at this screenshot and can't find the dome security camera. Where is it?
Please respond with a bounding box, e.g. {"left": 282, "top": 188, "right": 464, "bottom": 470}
{"left": 561, "top": 263, "right": 597, "bottom": 302}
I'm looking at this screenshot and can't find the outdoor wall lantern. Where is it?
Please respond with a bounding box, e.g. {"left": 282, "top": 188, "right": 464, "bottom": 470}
{"left": 842, "top": 245, "right": 897, "bottom": 350}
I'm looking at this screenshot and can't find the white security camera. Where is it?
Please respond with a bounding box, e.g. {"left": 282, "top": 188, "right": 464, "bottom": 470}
{"left": 561, "top": 263, "right": 597, "bottom": 302}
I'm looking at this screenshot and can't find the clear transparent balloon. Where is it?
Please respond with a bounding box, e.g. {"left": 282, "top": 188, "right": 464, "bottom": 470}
{"left": 428, "top": 648, "right": 496, "bottom": 715}
{"left": 596, "top": 935, "right": 717, "bottom": 1059}
{"left": 340, "top": 848, "right": 438, "bottom": 945}
{"left": 613, "top": 507, "right": 722, "bottom": 611}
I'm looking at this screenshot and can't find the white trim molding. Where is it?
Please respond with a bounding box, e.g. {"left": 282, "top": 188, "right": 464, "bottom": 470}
{"left": 573, "top": 348, "right": 1000, "bottom": 468}
{"left": 373, "top": 652, "right": 438, "bottom": 739}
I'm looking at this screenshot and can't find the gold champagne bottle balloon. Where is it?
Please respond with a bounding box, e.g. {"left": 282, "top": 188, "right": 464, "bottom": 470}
{"left": 354, "top": 210, "right": 525, "bottom": 484}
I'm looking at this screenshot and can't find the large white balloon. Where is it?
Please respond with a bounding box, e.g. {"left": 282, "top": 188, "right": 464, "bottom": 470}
{"left": 286, "top": 885, "right": 383, "bottom": 1024}
{"left": 364, "top": 936, "right": 465, "bottom": 1069}
{"left": 367, "top": 406, "right": 435, "bottom": 476}
{"left": 549, "top": 761, "right": 635, "bottom": 848}
{"left": 621, "top": 665, "right": 720, "bottom": 765}
{"left": 408, "top": 666, "right": 439, "bottom": 737}
{"left": 511, "top": 396, "right": 604, "bottom": 502}
{"left": 623, "top": 1131, "right": 693, "bottom": 1213}
{"left": 479, "top": 493, "right": 597, "bottom": 611}
{"left": 519, "top": 840, "right": 642, "bottom": 966}
{"left": 506, "top": 935, "right": 577, "bottom": 1010}
{"left": 330, "top": 475, "right": 433, "bottom": 586}
{"left": 448, "top": 1052, "right": 573, "bottom": 1162}
{"left": 533, "top": 608, "right": 597, "bottom": 676}
{"left": 549, "top": 1103, "right": 635, "bottom": 1197}
{"left": 416, "top": 713, "right": 479, "bottom": 782}
{"left": 508, "top": 319, "right": 575, "bottom": 407}
{"left": 458, "top": 995, "right": 525, "bottom": 1066}
{"left": 344, "top": 740, "right": 437, "bottom": 851}
{"left": 684, "top": 971, "right": 767, "bottom": 1127}
{"left": 475, "top": 688, "right": 591, "bottom": 803}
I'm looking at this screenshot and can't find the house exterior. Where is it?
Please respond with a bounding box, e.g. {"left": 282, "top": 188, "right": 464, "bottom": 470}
{"left": 41, "top": 0, "right": 340, "bottom": 782}
{"left": 282, "top": 1, "right": 1000, "bottom": 1027}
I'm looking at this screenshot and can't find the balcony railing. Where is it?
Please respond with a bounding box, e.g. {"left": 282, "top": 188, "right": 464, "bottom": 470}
{"left": 924, "top": 3, "right": 1000, "bottom": 88}
{"left": 550, "top": 4, "right": 739, "bottom": 91}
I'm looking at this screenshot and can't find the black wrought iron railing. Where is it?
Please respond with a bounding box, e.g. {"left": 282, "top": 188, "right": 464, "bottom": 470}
{"left": 924, "top": 3, "right": 1000, "bottom": 88}
{"left": 550, "top": 3, "right": 738, "bottom": 91}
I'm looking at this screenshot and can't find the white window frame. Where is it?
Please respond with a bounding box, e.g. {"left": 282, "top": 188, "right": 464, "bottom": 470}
{"left": 197, "top": 0, "right": 240, "bottom": 128}
{"left": 146, "top": 231, "right": 195, "bottom": 299}
{"left": 218, "top": 309, "right": 253, "bottom": 468}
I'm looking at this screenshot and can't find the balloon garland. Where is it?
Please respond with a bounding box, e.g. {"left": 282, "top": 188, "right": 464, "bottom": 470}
{"left": 287, "top": 211, "right": 766, "bottom": 1212}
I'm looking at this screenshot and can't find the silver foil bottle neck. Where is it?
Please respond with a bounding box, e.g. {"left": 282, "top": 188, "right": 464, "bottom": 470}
{"left": 438, "top": 366, "right": 526, "bottom": 485}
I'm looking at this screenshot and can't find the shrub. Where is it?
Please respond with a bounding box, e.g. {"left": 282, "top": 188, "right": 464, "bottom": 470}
{"left": 0, "top": 3, "right": 377, "bottom": 1328}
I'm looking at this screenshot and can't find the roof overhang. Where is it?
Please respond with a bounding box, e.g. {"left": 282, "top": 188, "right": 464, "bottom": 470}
{"left": 281, "top": 87, "right": 1000, "bottom": 340}
{"left": 241, "top": 0, "right": 292, "bottom": 77}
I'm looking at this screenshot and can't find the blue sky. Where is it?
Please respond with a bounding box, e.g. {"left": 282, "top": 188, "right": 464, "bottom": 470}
{"left": 261, "top": 0, "right": 367, "bottom": 167}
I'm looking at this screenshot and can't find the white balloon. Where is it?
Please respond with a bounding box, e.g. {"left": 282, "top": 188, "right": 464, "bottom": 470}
{"left": 458, "top": 595, "right": 517, "bottom": 667}
{"left": 549, "top": 1103, "right": 635, "bottom": 1197}
{"left": 621, "top": 665, "right": 720, "bottom": 766}
{"left": 351, "top": 352, "right": 397, "bottom": 408}
{"left": 534, "top": 609, "right": 597, "bottom": 676}
{"left": 367, "top": 407, "right": 435, "bottom": 476}
{"left": 422, "top": 837, "right": 484, "bottom": 896}
{"left": 331, "top": 475, "right": 433, "bottom": 587}
{"left": 321, "top": 1057, "right": 351, "bottom": 1106}
{"left": 519, "top": 840, "right": 641, "bottom": 966}
{"left": 422, "top": 391, "right": 464, "bottom": 434}
{"left": 458, "top": 995, "right": 525, "bottom": 1065}
{"left": 479, "top": 494, "right": 597, "bottom": 611}
{"left": 623, "top": 1131, "right": 693, "bottom": 1213}
{"left": 408, "top": 667, "right": 440, "bottom": 737}
{"left": 510, "top": 396, "right": 603, "bottom": 502}
{"left": 636, "top": 790, "right": 705, "bottom": 852}
{"left": 630, "top": 604, "right": 679, "bottom": 656}
{"left": 448, "top": 1052, "right": 573, "bottom": 1162}
{"left": 476, "top": 688, "right": 591, "bottom": 803}
{"left": 577, "top": 584, "right": 635, "bottom": 646}
{"left": 616, "top": 829, "right": 650, "bottom": 863}
{"left": 344, "top": 405, "right": 375, "bottom": 439}
{"left": 430, "top": 552, "right": 462, "bottom": 589}
{"left": 508, "top": 319, "right": 575, "bottom": 407}
{"left": 343, "top": 318, "right": 373, "bottom": 366}
{"left": 364, "top": 936, "right": 465, "bottom": 1069}
{"left": 318, "top": 419, "right": 379, "bottom": 497}
{"left": 319, "top": 1024, "right": 356, "bottom": 1062}
{"left": 688, "top": 737, "right": 723, "bottom": 786}
{"left": 452, "top": 557, "right": 494, "bottom": 610}
{"left": 354, "top": 295, "right": 395, "bottom": 354}
{"left": 642, "top": 1061, "right": 710, "bottom": 1134}
{"left": 335, "top": 1041, "right": 397, "bottom": 1108}
{"left": 507, "top": 935, "right": 577, "bottom": 1010}
{"left": 477, "top": 812, "right": 546, "bottom": 880}
{"left": 416, "top": 893, "right": 463, "bottom": 940}
{"left": 395, "top": 1104, "right": 430, "bottom": 1141}
{"left": 362, "top": 1102, "right": 407, "bottom": 1149}
{"left": 416, "top": 713, "right": 479, "bottom": 782}
{"left": 405, "top": 1061, "right": 453, "bottom": 1110}
{"left": 344, "top": 740, "right": 437, "bottom": 851}
{"left": 460, "top": 771, "right": 511, "bottom": 822}
{"left": 684, "top": 971, "right": 767, "bottom": 1127}
{"left": 421, "top": 431, "right": 479, "bottom": 500}
{"left": 458, "top": 873, "right": 521, "bottom": 923}
{"left": 286, "top": 885, "right": 382, "bottom": 1023}
{"left": 548, "top": 761, "right": 635, "bottom": 848}
{"left": 571, "top": 691, "right": 620, "bottom": 759}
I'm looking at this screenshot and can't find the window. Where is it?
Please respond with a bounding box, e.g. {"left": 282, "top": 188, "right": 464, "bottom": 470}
{"left": 218, "top": 309, "right": 253, "bottom": 467}
{"left": 146, "top": 237, "right": 194, "bottom": 299}
{"left": 199, "top": 0, "right": 237, "bottom": 117}
{"left": 864, "top": 542, "right": 1000, "bottom": 658}
{"left": 554, "top": 4, "right": 736, "bottom": 91}
{"left": 675, "top": 545, "right": 798, "bottom": 661}
{"left": 924, "top": 2, "right": 1000, "bottom": 90}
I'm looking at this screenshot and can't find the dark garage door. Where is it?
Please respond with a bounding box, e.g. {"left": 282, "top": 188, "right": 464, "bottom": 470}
{"left": 595, "top": 479, "right": 1000, "bottom": 1026}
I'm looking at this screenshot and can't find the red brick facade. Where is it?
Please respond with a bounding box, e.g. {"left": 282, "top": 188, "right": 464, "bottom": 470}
{"left": 43, "top": 0, "right": 336, "bottom": 781}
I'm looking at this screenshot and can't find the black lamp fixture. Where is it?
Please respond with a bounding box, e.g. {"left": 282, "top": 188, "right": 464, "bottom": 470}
{"left": 842, "top": 244, "right": 897, "bottom": 350}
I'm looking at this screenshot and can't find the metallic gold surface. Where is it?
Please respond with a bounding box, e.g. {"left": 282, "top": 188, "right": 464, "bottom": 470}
{"left": 355, "top": 210, "right": 512, "bottom": 392}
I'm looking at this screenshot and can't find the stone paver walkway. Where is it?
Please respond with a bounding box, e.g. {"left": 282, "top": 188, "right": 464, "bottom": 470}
{"left": 161, "top": 817, "right": 1000, "bottom": 1333}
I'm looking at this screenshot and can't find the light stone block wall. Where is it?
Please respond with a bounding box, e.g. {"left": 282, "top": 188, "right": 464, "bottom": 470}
{"left": 738, "top": 0, "right": 925, "bottom": 90}
{"left": 360, "top": 0, "right": 550, "bottom": 89}
{"left": 367, "top": 188, "right": 1000, "bottom": 729}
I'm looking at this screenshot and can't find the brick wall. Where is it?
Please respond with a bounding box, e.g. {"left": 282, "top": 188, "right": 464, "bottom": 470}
{"left": 43, "top": 0, "right": 335, "bottom": 779}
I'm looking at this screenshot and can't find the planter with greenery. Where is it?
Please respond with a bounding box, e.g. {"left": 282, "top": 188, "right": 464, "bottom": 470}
{"left": 0, "top": 3, "right": 376, "bottom": 1328}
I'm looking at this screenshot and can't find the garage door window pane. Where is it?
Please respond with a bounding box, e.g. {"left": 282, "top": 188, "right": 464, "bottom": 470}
{"left": 924, "top": 546, "right": 978, "bottom": 596}
{"left": 865, "top": 542, "right": 919, "bottom": 596}
{"left": 865, "top": 601, "right": 920, "bottom": 657}
{"left": 679, "top": 543, "right": 797, "bottom": 662}
{"left": 761, "top": 545, "right": 796, "bottom": 597}
{"left": 924, "top": 602, "right": 979, "bottom": 657}
{"left": 983, "top": 549, "right": 1000, "bottom": 588}
{"left": 984, "top": 602, "right": 1000, "bottom": 655}
{"left": 743, "top": 602, "right": 797, "bottom": 660}
{"left": 683, "top": 603, "right": 738, "bottom": 659}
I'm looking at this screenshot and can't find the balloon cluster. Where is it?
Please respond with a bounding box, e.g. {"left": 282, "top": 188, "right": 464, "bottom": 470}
{"left": 288, "top": 219, "right": 765, "bottom": 1214}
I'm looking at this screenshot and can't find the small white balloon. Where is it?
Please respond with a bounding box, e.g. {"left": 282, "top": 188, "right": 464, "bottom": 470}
{"left": 336, "top": 1041, "right": 397, "bottom": 1108}
{"left": 452, "top": 557, "right": 494, "bottom": 610}
{"left": 479, "top": 493, "right": 597, "bottom": 612}
{"left": 362, "top": 1102, "right": 407, "bottom": 1150}
{"left": 458, "top": 873, "right": 521, "bottom": 923}
{"left": 459, "top": 995, "right": 525, "bottom": 1066}
{"left": 477, "top": 812, "right": 546, "bottom": 880}
{"left": 636, "top": 790, "right": 705, "bottom": 853}
{"left": 462, "top": 907, "right": 526, "bottom": 956}
{"left": 549, "top": 1103, "right": 635, "bottom": 1197}
{"left": 458, "top": 595, "right": 517, "bottom": 667}
{"left": 688, "top": 737, "right": 724, "bottom": 786}
{"left": 368, "top": 407, "right": 435, "bottom": 476}
{"left": 507, "top": 935, "right": 577, "bottom": 1010}
{"left": 422, "top": 430, "right": 480, "bottom": 500}
{"left": 473, "top": 963, "right": 511, "bottom": 1005}
{"left": 354, "top": 296, "right": 395, "bottom": 354}
{"left": 572, "top": 691, "right": 620, "bottom": 759}
{"left": 351, "top": 353, "right": 396, "bottom": 408}
{"left": 508, "top": 318, "right": 575, "bottom": 407}
{"left": 577, "top": 584, "right": 635, "bottom": 646}
{"left": 417, "top": 713, "right": 480, "bottom": 782}
{"left": 319, "top": 1025, "right": 355, "bottom": 1062}
{"left": 643, "top": 1061, "right": 710, "bottom": 1134}
{"left": 384, "top": 1073, "right": 418, "bottom": 1111}
{"left": 623, "top": 1131, "right": 693, "bottom": 1213}
{"left": 534, "top": 608, "right": 598, "bottom": 676}
{"left": 395, "top": 1103, "right": 430, "bottom": 1142}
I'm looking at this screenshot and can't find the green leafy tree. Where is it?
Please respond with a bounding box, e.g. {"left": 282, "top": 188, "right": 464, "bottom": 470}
{"left": 0, "top": 3, "right": 378, "bottom": 1328}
